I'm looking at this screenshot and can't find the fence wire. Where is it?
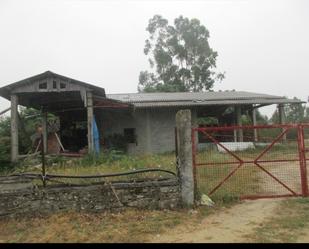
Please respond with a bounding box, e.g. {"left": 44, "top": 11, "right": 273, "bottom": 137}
{"left": 193, "top": 124, "right": 308, "bottom": 201}
{"left": 4, "top": 168, "right": 177, "bottom": 187}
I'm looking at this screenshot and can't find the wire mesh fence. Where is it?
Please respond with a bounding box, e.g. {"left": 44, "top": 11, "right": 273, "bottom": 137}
{"left": 192, "top": 124, "right": 309, "bottom": 201}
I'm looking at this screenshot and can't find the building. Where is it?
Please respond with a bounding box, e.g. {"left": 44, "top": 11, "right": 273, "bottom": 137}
{"left": 0, "top": 71, "right": 302, "bottom": 162}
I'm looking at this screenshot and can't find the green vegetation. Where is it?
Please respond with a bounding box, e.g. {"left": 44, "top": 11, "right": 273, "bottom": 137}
{"left": 138, "top": 15, "right": 224, "bottom": 93}
{"left": 8, "top": 151, "right": 177, "bottom": 186}
{"left": 0, "top": 107, "right": 56, "bottom": 172}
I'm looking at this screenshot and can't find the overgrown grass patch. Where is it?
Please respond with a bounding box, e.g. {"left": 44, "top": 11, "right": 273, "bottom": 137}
{"left": 245, "top": 197, "right": 309, "bottom": 243}
{"left": 0, "top": 206, "right": 219, "bottom": 243}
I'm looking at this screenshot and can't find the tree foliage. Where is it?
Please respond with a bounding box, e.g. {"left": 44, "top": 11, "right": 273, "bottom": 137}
{"left": 138, "top": 15, "right": 225, "bottom": 92}
{"left": 270, "top": 98, "right": 309, "bottom": 124}
{"left": 0, "top": 107, "right": 56, "bottom": 169}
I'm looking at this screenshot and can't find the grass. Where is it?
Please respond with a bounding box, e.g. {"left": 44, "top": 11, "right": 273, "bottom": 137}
{"left": 7, "top": 151, "right": 177, "bottom": 186}
{"left": 245, "top": 197, "right": 309, "bottom": 243}
{"left": 0, "top": 206, "right": 221, "bottom": 243}
{"left": 3, "top": 141, "right": 300, "bottom": 201}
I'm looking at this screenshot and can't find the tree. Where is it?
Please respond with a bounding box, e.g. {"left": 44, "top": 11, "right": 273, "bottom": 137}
{"left": 138, "top": 15, "right": 225, "bottom": 92}
{"left": 0, "top": 107, "right": 57, "bottom": 169}
{"left": 270, "top": 97, "right": 309, "bottom": 124}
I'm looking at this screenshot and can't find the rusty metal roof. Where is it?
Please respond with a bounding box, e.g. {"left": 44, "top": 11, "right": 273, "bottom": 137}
{"left": 107, "top": 91, "right": 303, "bottom": 108}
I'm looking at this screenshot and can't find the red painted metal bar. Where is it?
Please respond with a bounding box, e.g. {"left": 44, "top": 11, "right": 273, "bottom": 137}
{"left": 195, "top": 158, "right": 300, "bottom": 167}
{"left": 191, "top": 128, "right": 198, "bottom": 200}
{"left": 253, "top": 162, "right": 298, "bottom": 196}
{"left": 254, "top": 128, "right": 289, "bottom": 162}
{"left": 301, "top": 126, "right": 308, "bottom": 195}
{"left": 193, "top": 124, "right": 308, "bottom": 200}
{"left": 209, "top": 163, "right": 243, "bottom": 196}
{"left": 200, "top": 130, "right": 243, "bottom": 163}
{"left": 240, "top": 194, "right": 302, "bottom": 200}
{"left": 193, "top": 124, "right": 298, "bottom": 132}
{"left": 297, "top": 125, "right": 309, "bottom": 197}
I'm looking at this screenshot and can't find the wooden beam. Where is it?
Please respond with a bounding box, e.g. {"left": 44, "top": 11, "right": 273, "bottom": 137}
{"left": 252, "top": 104, "right": 272, "bottom": 109}
{"left": 11, "top": 95, "right": 19, "bottom": 163}
{"left": 0, "top": 107, "right": 11, "bottom": 116}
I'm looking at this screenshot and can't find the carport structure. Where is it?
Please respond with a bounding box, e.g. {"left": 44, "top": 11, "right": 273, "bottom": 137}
{"left": 0, "top": 71, "right": 129, "bottom": 162}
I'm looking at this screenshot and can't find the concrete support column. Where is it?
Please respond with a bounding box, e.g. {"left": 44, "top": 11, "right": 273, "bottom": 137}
{"left": 10, "top": 94, "right": 19, "bottom": 163}
{"left": 145, "top": 110, "right": 152, "bottom": 154}
{"left": 42, "top": 111, "right": 48, "bottom": 154}
{"left": 235, "top": 105, "right": 243, "bottom": 142}
{"left": 252, "top": 105, "right": 258, "bottom": 142}
{"left": 176, "top": 109, "right": 194, "bottom": 207}
{"left": 278, "top": 104, "right": 287, "bottom": 142}
{"left": 87, "top": 91, "right": 94, "bottom": 153}
{"left": 191, "top": 108, "right": 199, "bottom": 150}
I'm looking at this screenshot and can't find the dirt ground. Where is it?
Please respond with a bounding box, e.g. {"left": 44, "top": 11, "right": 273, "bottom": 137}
{"left": 151, "top": 198, "right": 282, "bottom": 243}
{"left": 151, "top": 161, "right": 308, "bottom": 243}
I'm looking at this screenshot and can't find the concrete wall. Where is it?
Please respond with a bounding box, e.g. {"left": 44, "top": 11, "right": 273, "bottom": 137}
{"left": 0, "top": 178, "right": 180, "bottom": 217}
{"left": 98, "top": 108, "right": 197, "bottom": 155}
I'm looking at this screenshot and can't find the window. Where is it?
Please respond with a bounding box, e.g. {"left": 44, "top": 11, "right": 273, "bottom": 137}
{"left": 39, "top": 82, "right": 47, "bottom": 89}
{"left": 53, "top": 80, "right": 57, "bottom": 89}
{"left": 60, "top": 82, "right": 66, "bottom": 89}
{"left": 124, "top": 128, "right": 136, "bottom": 143}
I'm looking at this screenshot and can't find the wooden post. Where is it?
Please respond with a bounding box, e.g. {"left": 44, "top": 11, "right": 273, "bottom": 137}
{"left": 176, "top": 109, "right": 194, "bottom": 207}
{"left": 10, "top": 94, "right": 19, "bottom": 163}
{"left": 41, "top": 133, "right": 46, "bottom": 187}
{"left": 278, "top": 104, "right": 287, "bottom": 142}
{"left": 87, "top": 91, "right": 94, "bottom": 153}
{"left": 235, "top": 105, "right": 243, "bottom": 142}
{"left": 42, "top": 111, "right": 48, "bottom": 154}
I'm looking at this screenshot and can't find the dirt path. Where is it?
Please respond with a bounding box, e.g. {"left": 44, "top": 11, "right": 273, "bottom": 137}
{"left": 151, "top": 199, "right": 283, "bottom": 243}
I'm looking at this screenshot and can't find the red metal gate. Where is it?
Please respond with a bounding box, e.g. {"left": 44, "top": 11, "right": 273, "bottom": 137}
{"left": 192, "top": 124, "right": 309, "bottom": 201}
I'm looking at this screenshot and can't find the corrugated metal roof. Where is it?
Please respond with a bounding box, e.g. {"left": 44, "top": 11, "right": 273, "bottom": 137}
{"left": 106, "top": 91, "right": 303, "bottom": 108}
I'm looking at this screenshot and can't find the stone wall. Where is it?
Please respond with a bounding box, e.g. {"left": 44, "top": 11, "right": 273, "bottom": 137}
{"left": 0, "top": 178, "right": 180, "bottom": 217}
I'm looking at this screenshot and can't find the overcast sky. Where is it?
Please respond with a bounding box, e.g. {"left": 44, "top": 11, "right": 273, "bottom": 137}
{"left": 0, "top": 0, "right": 308, "bottom": 117}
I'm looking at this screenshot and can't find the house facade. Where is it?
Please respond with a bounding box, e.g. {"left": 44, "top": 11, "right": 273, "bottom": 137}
{"left": 0, "top": 71, "right": 303, "bottom": 161}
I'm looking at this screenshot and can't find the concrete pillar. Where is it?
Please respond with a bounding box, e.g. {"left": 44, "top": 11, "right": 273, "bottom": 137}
{"left": 145, "top": 110, "right": 152, "bottom": 154}
{"left": 235, "top": 105, "right": 243, "bottom": 142}
{"left": 10, "top": 94, "right": 19, "bottom": 163}
{"left": 278, "top": 104, "right": 287, "bottom": 142}
{"left": 191, "top": 108, "right": 199, "bottom": 150}
{"left": 42, "top": 111, "right": 48, "bottom": 154}
{"left": 252, "top": 105, "right": 258, "bottom": 142}
{"left": 87, "top": 91, "right": 94, "bottom": 153}
{"left": 176, "top": 109, "right": 194, "bottom": 207}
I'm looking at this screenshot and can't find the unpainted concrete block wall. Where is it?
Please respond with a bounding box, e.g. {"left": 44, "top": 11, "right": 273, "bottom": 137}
{"left": 97, "top": 108, "right": 197, "bottom": 155}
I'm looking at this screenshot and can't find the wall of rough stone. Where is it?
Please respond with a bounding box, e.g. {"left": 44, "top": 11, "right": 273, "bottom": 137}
{"left": 0, "top": 178, "right": 180, "bottom": 217}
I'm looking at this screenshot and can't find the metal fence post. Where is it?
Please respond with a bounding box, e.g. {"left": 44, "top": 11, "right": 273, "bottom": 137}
{"left": 297, "top": 125, "right": 308, "bottom": 197}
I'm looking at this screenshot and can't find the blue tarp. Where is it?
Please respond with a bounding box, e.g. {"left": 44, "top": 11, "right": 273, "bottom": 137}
{"left": 92, "top": 116, "right": 100, "bottom": 154}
